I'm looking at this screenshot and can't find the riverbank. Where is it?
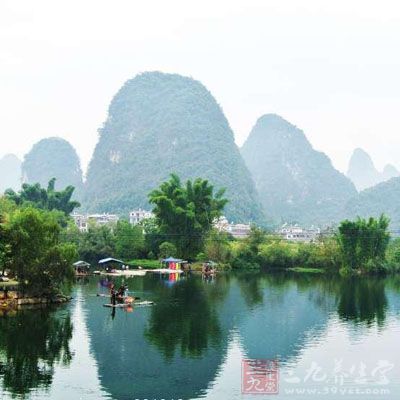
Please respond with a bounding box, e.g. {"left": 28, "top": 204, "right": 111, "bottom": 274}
{"left": 0, "top": 290, "right": 71, "bottom": 310}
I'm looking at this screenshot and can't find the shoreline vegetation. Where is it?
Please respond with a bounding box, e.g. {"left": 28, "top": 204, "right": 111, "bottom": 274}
{"left": 2, "top": 175, "right": 400, "bottom": 309}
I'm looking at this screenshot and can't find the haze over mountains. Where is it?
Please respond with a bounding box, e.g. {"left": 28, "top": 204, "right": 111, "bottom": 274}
{"left": 347, "top": 148, "right": 399, "bottom": 191}
{"left": 2, "top": 71, "right": 400, "bottom": 227}
{"left": 0, "top": 154, "right": 21, "bottom": 192}
{"left": 241, "top": 114, "right": 357, "bottom": 225}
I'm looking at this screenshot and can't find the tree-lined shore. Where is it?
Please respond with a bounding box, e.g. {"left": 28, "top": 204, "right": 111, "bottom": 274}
{"left": 2, "top": 175, "right": 400, "bottom": 300}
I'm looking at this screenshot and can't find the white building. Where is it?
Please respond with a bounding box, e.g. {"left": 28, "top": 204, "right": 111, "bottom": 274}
{"left": 71, "top": 212, "right": 119, "bottom": 232}
{"left": 214, "top": 216, "right": 230, "bottom": 231}
{"left": 88, "top": 213, "right": 119, "bottom": 226}
{"left": 279, "top": 223, "right": 320, "bottom": 242}
{"left": 226, "top": 223, "right": 252, "bottom": 239}
{"left": 71, "top": 213, "right": 88, "bottom": 232}
{"left": 129, "top": 208, "right": 154, "bottom": 225}
{"left": 214, "top": 216, "right": 251, "bottom": 239}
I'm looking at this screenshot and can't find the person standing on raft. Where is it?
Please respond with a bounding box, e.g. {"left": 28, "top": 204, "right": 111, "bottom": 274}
{"left": 110, "top": 286, "right": 117, "bottom": 306}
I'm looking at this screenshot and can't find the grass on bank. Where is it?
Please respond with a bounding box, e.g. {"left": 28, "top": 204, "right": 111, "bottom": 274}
{"left": 127, "top": 259, "right": 160, "bottom": 269}
{"left": 1, "top": 279, "right": 19, "bottom": 287}
{"left": 288, "top": 267, "right": 325, "bottom": 274}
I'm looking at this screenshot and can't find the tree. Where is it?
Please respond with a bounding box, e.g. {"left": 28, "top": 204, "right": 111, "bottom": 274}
{"left": 259, "top": 240, "right": 298, "bottom": 269}
{"left": 6, "top": 207, "right": 77, "bottom": 296}
{"left": 0, "top": 227, "right": 11, "bottom": 276}
{"left": 0, "top": 198, "right": 19, "bottom": 275}
{"left": 142, "top": 217, "right": 163, "bottom": 258}
{"left": 204, "top": 229, "right": 232, "bottom": 263}
{"left": 158, "top": 242, "right": 177, "bottom": 259}
{"left": 337, "top": 215, "right": 390, "bottom": 272}
{"left": 149, "top": 174, "right": 228, "bottom": 259}
{"left": 114, "top": 220, "right": 145, "bottom": 260}
{"left": 385, "top": 238, "right": 400, "bottom": 272}
{"left": 74, "top": 224, "right": 116, "bottom": 266}
{"left": 231, "top": 226, "right": 267, "bottom": 269}
{"left": 5, "top": 178, "right": 80, "bottom": 216}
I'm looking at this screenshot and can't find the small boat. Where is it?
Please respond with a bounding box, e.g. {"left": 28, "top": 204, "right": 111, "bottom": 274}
{"left": 96, "top": 293, "right": 140, "bottom": 299}
{"left": 120, "top": 270, "right": 147, "bottom": 277}
{"left": 103, "top": 300, "right": 154, "bottom": 308}
{"left": 103, "top": 303, "right": 128, "bottom": 308}
{"left": 99, "top": 269, "right": 147, "bottom": 277}
{"left": 151, "top": 268, "right": 184, "bottom": 274}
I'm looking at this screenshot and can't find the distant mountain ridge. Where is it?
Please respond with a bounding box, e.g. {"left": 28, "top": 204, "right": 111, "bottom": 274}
{"left": 83, "top": 71, "right": 265, "bottom": 223}
{"left": 345, "top": 177, "right": 400, "bottom": 228}
{"left": 241, "top": 114, "right": 357, "bottom": 225}
{"left": 347, "top": 148, "right": 399, "bottom": 191}
{"left": 0, "top": 154, "right": 21, "bottom": 193}
{"left": 22, "top": 137, "right": 83, "bottom": 195}
{"left": 6, "top": 72, "right": 400, "bottom": 228}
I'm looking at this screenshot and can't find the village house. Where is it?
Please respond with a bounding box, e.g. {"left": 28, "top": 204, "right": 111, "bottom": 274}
{"left": 214, "top": 216, "right": 252, "bottom": 239}
{"left": 71, "top": 212, "right": 119, "bottom": 232}
{"left": 279, "top": 223, "right": 320, "bottom": 242}
{"left": 129, "top": 208, "right": 154, "bottom": 225}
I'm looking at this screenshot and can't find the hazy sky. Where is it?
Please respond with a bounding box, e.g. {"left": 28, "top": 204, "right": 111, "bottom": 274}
{"left": 1, "top": 0, "right": 400, "bottom": 174}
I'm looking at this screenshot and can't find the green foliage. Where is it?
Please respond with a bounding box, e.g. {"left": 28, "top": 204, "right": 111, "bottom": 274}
{"left": 231, "top": 228, "right": 341, "bottom": 271}
{"left": 337, "top": 215, "right": 390, "bottom": 272}
{"left": 383, "top": 238, "right": 400, "bottom": 272}
{"left": 4, "top": 207, "right": 77, "bottom": 296}
{"left": 158, "top": 241, "right": 177, "bottom": 259}
{"left": 204, "top": 229, "right": 232, "bottom": 263}
{"left": 5, "top": 178, "right": 80, "bottom": 216}
{"left": 83, "top": 71, "right": 264, "bottom": 224}
{"left": 73, "top": 224, "right": 116, "bottom": 266}
{"left": 149, "top": 174, "right": 228, "bottom": 259}
{"left": 296, "top": 238, "right": 342, "bottom": 270}
{"left": 0, "top": 196, "right": 17, "bottom": 215}
{"left": 127, "top": 259, "right": 160, "bottom": 269}
{"left": 141, "top": 217, "right": 164, "bottom": 258}
{"left": 0, "top": 198, "right": 16, "bottom": 274}
{"left": 230, "top": 227, "right": 267, "bottom": 269}
{"left": 196, "top": 252, "right": 207, "bottom": 261}
{"left": 114, "top": 220, "right": 145, "bottom": 260}
{"left": 259, "top": 240, "right": 299, "bottom": 269}
{"left": 288, "top": 267, "right": 324, "bottom": 274}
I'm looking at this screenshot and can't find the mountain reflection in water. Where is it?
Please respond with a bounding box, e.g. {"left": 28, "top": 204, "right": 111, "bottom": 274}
{"left": 0, "top": 272, "right": 399, "bottom": 399}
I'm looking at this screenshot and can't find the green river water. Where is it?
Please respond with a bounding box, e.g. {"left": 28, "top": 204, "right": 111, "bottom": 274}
{"left": 0, "top": 272, "right": 399, "bottom": 399}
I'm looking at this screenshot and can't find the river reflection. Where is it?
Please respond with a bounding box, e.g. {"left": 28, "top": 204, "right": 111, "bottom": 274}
{"left": 0, "top": 272, "right": 399, "bottom": 399}
{"left": 0, "top": 305, "right": 73, "bottom": 397}
{"left": 336, "top": 277, "right": 388, "bottom": 326}
{"left": 145, "top": 277, "right": 225, "bottom": 359}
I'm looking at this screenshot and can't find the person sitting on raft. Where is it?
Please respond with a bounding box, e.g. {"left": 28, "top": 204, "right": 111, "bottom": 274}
{"left": 116, "top": 284, "right": 129, "bottom": 302}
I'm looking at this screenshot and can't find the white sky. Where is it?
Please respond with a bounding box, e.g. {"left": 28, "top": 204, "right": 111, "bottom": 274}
{"left": 1, "top": 0, "right": 400, "bottom": 174}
